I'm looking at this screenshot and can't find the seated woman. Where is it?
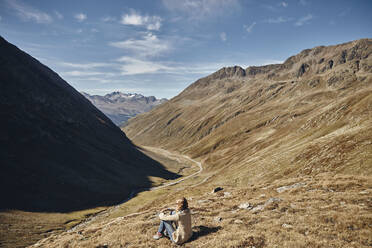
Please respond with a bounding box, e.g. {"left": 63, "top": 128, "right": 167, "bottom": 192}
{"left": 153, "top": 197, "right": 192, "bottom": 245}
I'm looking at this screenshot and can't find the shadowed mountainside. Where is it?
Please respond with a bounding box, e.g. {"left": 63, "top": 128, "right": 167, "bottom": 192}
{"left": 0, "top": 36, "right": 179, "bottom": 212}
{"left": 81, "top": 91, "right": 167, "bottom": 126}
{"left": 124, "top": 38, "right": 372, "bottom": 186}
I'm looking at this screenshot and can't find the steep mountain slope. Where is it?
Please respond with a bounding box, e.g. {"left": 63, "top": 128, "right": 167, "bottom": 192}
{"left": 81, "top": 92, "right": 167, "bottom": 126}
{"left": 0, "top": 36, "right": 178, "bottom": 212}
{"left": 124, "top": 39, "right": 372, "bottom": 185}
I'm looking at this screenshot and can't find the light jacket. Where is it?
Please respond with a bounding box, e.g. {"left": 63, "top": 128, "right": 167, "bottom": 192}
{"left": 159, "top": 209, "right": 192, "bottom": 245}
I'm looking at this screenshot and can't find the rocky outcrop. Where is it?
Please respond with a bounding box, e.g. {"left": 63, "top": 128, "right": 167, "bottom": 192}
{"left": 187, "top": 39, "right": 371, "bottom": 92}
{"left": 211, "top": 66, "right": 246, "bottom": 79}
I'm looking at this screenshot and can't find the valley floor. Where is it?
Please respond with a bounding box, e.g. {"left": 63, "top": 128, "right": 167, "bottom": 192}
{"left": 26, "top": 148, "right": 372, "bottom": 248}
{"left": 0, "top": 147, "right": 198, "bottom": 248}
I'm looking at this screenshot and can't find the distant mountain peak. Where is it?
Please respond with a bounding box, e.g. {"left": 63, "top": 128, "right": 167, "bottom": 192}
{"left": 82, "top": 91, "right": 167, "bottom": 126}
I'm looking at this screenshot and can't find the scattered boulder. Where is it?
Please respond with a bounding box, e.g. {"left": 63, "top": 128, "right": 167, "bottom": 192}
{"left": 214, "top": 216, "right": 222, "bottom": 222}
{"left": 266, "top": 197, "right": 282, "bottom": 204}
{"left": 282, "top": 223, "right": 293, "bottom": 229}
{"left": 234, "top": 219, "right": 244, "bottom": 224}
{"left": 276, "top": 182, "right": 306, "bottom": 193}
{"left": 265, "top": 198, "right": 281, "bottom": 210}
{"left": 223, "top": 192, "right": 232, "bottom": 197}
{"left": 239, "top": 203, "right": 253, "bottom": 210}
{"left": 197, "top": 200, "right": 210, "bottom": 204}
{"left": 251, "top": 204, "right": 265, "bottom": 213}
{"left": 212, "top": 187, "right": 223, "bottom": 193}
{"left": 251, "top": 198, "right": 282, "bottom": 213}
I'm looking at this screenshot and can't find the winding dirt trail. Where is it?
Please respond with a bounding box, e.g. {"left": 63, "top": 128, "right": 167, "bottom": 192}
{"left": 67, "top": 147, "right": 204, "bottom": 233}
{"left": 143, "top": 146, "right": 203, "bottom": 191}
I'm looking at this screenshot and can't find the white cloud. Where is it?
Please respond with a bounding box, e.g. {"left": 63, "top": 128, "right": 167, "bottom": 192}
{"left": 109, "top": 33, "right": 170, "bottom": 57}
{"left": 60, "top": 62, "right": 114, "bottom": 69}
{"left": 63, "top": 71, "right": 106, "bottom": 77}
{"left": 244, "top": 22, "right": 256, "bottom": 33}
{"left": 295, "top": 14, "right": 313, "bottom": 26}
{"left": 91, "top": 28, "right": 99, "bottom": 33}
{"left": 280, "top": 2, "right": 288, "bottom": 7}
{"left": 101, "top": 16, "right": 116, "bottom": 22}
{"left": 115, "top": 58, "right": 286, "bottom": 77}
{"left": 162, "top": 0, "right": 240, "bottom": 20}
{"left": 265, "top": 16, "right": 292, "bottom": 24}
{"left": 7, "top": 0, "right": 52, "bottom": 23}
{"left": 116, "top": 57, "right": 229, "bottom": 76}
{"left": 117, "top": 56, "right": 172, "bottom": 75}
{"left": 55, "top": 11, "right": 63, "bottom": 19}
{"left": 220, "top": 32, "right": 227, "bottom": 42}
{"left": 75, "top": 13, "right": 87, "bottom": 22}
{"left": 120, "top": 10, "right": 162, "bottom": 31}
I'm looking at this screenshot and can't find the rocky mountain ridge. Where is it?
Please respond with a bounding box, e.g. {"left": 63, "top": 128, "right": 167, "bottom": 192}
{"left": 81, "top": 91, "right": 167, "bottom": 126}
{"left": 185, "top": 39, "right": 370, "bottom": 90}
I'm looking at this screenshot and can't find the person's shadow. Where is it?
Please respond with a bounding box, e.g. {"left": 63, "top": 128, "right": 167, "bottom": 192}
{"left": 189, "top": 225, "right": 222, "bottom": 242}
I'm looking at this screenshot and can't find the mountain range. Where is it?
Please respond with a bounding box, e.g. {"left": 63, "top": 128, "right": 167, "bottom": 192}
{"left": 81, "top": 92, "right": 167, "bottom": 126}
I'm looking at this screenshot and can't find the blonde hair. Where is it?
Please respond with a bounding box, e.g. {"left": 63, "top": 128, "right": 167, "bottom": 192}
{"left": 176, "top": 197, "right": 188, "bottom": 211}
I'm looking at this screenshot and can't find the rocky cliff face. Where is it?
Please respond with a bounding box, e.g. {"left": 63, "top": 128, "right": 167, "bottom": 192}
{"left": 81, "top": 92, "right": 167, "bottom": 126}
{"left": 124, "top": 39, "right": 372, "bottom": 185}
{"left": 0, "top": 36, "right": 178, "bottom": 212}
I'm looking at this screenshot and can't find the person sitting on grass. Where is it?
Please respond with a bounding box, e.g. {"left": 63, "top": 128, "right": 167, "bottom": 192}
{"left": 153, "top": 197, "right": 192, "bottom": 245}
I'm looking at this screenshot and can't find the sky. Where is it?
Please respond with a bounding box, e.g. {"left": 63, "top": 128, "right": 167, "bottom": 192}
{"left": 0, "top": 0, "right": 371, "bottom": 99}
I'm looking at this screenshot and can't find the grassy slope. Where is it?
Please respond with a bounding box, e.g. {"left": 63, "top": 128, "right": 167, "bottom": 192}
{"left": 28, "top": 173, "right": 372, "bottom": 248}
{"left": 124, "top": 39, "right": 372, "bottom": 186}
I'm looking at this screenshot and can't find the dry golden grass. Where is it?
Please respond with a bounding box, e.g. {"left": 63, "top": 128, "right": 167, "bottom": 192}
{"left": 0, "top": 207, "right": 106, "bottom": 248}
{"left": 29, "top": 173, "right": 372, "bottom": 248}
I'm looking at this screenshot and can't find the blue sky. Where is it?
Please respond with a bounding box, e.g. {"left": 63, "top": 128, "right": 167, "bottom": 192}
{"left": 0, "top": 0, "right": 371, "bottom": 99}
